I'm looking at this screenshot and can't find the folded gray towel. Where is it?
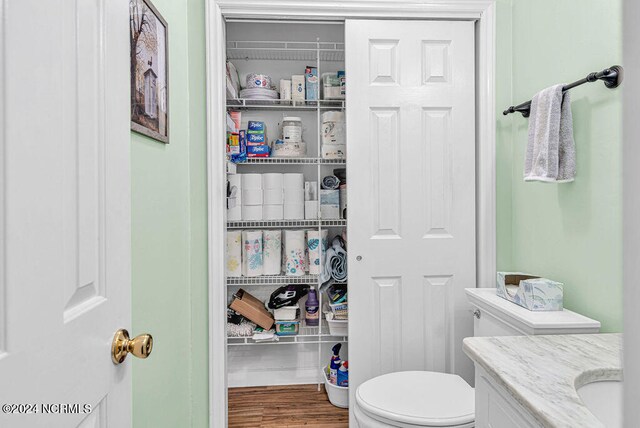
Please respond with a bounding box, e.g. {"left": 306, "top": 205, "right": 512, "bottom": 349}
{"left": 524, "top": 84, "right": 576, "bottom": 182}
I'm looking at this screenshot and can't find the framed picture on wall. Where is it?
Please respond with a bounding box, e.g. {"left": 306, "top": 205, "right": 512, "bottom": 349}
{"left": 130, "top": 0, "right": 169, "bottom": 143}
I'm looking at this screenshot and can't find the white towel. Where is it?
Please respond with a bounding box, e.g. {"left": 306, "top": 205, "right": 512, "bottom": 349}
{"left": 524, "top": 84, "right": 576, "bottom": 182}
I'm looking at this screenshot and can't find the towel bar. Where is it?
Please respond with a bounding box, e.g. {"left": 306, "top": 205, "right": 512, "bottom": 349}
{"left": 503, "top": 65, "right": 624, "bottom": 117}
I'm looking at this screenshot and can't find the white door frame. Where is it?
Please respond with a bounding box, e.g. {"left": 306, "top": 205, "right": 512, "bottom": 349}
{"left": 205, "top": 1, "right": 496, "bottom": 426}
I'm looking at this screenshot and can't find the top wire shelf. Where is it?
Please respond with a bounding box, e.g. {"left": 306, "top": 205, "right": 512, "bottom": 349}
{"left": 227, "top": 98, "right": 345, "bottom": 110}
{"left": 226, "top": 40, "right": 345, "bottom": 62}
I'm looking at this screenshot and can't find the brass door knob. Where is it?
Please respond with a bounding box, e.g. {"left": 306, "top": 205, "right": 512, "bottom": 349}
{"left": 111, "top": 329, "right": 153, "bottom": 365}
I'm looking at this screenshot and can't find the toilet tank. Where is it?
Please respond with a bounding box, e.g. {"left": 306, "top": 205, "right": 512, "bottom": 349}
{"left": 465, "top": 288, "right": 601, "bottom": 337}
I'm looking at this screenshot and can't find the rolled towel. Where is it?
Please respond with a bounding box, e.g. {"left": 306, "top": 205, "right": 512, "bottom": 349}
{"left": 320, "top": 236, "right": 347, "bottom": 288}
{"left": 226, "top": 231, "right": 242, "bottom": 277}
{"left": 263, "top": 230, "right": 282, "bottom": 275}
{"left": 242, "top": 230, "right": 263, "bottom": 277}
{"left": 322, "top": 175, "right": 340, "bottom": 190}
{"left": 227, "top": 321, "right": 256, "bottom": 337}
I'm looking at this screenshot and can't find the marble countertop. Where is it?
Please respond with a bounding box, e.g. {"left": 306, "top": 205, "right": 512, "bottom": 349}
{"left": 463, "top": 333, "right": 622, "bottom": 428}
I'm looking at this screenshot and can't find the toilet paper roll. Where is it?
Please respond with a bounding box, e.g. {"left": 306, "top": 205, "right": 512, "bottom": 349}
{"left": 283, "top": 187, "right": 304, "bottom": 205}
{"left": 228, "top": 206, "right": 242, "bottom": 221}
{"left": 241, "top": 173, "right": 262, "bottom": 189}
{"left": 228, "top": 174, "right": 243, "bottom": 204}
{"left": 321, "top": 205, "right": 340, "bottom": 219}
{"left": 242, "top": 189, "right": 263, "bottom": 206}
{"left": 263, "top": 205, "right": 284, "bottom": 220}
{"left": 304, "top": 181, "right": 318, "bottom": 201}
{"left": 283, "top": 173, "right": 304, "bottom": 189}
{"left": 304, "top": 201, "right": 318, "bottom": 219}
{"left": 284, "top": 204, "right": 305, "bottom": 220}
{"left": 283, "top": 230, "right": 306, "bottom": 276}
{"left": 263, "top": 188, "right": 284, "bottom": 205}
{"left": 242, "top": 230, "right": 263, "bottom": 277}
{"left": 262, "top": 173, "right": 284, "bottom": 189}
{"left": 263, "top": 230, "right": 282, "bottom": 275}
{"left": 226, "top": 231, "right": 242, "bottom": 277}
{"left": 242, "top": 205, "right": 263, "bottom": 221}
{"left": 307, "top": 230, "right": 328, "bottom": 275}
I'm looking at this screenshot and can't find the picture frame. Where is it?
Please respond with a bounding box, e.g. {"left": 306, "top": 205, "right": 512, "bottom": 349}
{"left": 130, "top": 0, "right": 169, "bottom": 143}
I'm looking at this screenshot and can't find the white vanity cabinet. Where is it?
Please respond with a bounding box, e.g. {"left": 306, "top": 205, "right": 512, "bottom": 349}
{"left": 474, "top": 365, "right": 543, "bottom": 428}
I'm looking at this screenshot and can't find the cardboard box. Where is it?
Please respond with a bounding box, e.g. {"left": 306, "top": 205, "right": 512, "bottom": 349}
{"left": 305, "top": 66, "right": 318, "bottom": 101}
{"left": 496, "top": 272, "right": 564, "bottom": 311}
{"left": 292, "top": 75, "right": 305, "bottom": 101}
{"left": 230, "top": 289, "right": 274, "bottom": 329}
{"left": 247, "top": 145, "right": 270, "bottom": 158}
{"left": 247, "top": 133, "right": 266, "bottom": 145}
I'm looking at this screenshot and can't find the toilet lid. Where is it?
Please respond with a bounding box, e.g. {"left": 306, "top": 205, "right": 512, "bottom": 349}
{"left": 356, "top": 371, "right": 474, "bottom": 427}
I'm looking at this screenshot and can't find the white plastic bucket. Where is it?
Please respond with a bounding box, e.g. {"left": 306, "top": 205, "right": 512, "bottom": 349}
{"left": 323, "top": 366, "right": 349, "bottom": 408}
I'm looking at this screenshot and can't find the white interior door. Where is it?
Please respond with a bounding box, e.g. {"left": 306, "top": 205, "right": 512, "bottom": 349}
{"left": 0, "top": 0, "right": 132, "bottom": 426}
{"left": 346, "top": 17, "right": 476, "bottom": 412}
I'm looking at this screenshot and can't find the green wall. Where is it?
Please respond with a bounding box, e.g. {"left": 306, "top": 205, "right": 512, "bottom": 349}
{"left": 496, "top": 0, "right": 623, "bottom": 332}
{"left": 131, "top": 0, "right": 208, "bottom": 426}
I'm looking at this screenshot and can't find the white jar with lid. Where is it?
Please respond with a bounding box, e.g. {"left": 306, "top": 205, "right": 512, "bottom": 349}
{"left": 282, "top": 117, "right": 303, "bottom": 143}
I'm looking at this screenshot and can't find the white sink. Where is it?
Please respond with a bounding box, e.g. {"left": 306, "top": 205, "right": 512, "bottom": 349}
{"left": 576, "top": 380, "right": 623, "bottom": 427}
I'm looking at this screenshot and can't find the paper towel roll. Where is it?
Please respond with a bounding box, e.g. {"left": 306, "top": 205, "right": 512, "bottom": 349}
{"left": 242, "top": 189, "right": 263, "bottom": 206}
{"left": 284, "top": 204, "right": 305, "bottom": 220}
{"left": 242, "top": 230, "right": 263, "bottom": 277}
{"left": 242, "top": 173, "right": 262, "bottom": 189}
{"left": 283, "top": 187, "right": 304, "bottom": 205}
{"left": 283, "top": 173, "right": 304, "bottom": 189}
{"left": 263, "top": 205, "right": 284, "bottom": 220}
{"left": 263, "top": 188, "right": 284, "bottom": 205}
{"left": 263, "top": 230, "right": 282, "bottom": 275}
{"left": 307, "top": 230, "right": 328, "bottom": 275}
{"left": 262, "top": 173, "right": 284, "bottom": 189}
{"left": 242, "top": 205, "right": 263, "bottom": 221}
{"left": 226, "top": 231, "right": 242, "bottom": 277}
{"left": 304, "top": 201, "right": 318, "bottom": 219}
{"left": 283, "top": 230, "right": 306, "bottom": 276}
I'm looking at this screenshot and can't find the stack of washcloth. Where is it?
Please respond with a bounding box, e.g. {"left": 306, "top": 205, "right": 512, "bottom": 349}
{"left": 524, "top": 84, "right": 576, "bottom": 182}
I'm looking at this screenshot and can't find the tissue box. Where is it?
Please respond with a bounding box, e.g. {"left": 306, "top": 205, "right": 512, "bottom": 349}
{"left": 496, "top": 272, "right": 564, "bottom": 311}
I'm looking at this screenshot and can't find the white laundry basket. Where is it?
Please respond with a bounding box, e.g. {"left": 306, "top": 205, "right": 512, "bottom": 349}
{"left": 323, "top": 366, "right": 349, "bottom": 408}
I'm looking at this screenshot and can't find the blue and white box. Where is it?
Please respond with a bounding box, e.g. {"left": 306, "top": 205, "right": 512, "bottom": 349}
{"left": 247, "top": 133, "right": 266, "bottom": 145}
{"left": 496, "top": 272, "right": 564, "bottom": 311}
{"left": 247, "top": 121, "right": 265, "bottom": 133}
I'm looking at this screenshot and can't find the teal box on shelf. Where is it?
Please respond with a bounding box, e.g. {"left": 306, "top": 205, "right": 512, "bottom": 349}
{"left": 496, "top": 272, "right": 564, "bottom": 311}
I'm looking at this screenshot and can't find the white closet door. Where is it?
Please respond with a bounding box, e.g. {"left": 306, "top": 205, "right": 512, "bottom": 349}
{"left": 346, "top": 18, "right": 476, "bottom": 401}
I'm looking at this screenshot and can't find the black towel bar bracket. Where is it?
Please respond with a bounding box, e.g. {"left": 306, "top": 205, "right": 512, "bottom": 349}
{"left": 503, "top": 65, "right": 624, "bottom": 117}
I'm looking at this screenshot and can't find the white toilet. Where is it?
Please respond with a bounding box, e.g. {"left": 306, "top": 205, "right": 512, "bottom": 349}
{"left": 353, "top": 288, "right": 601, "bottom": 428}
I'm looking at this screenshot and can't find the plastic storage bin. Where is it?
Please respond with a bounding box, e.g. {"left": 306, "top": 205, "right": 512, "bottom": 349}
{"left": 327, "top": 318, "right": 348, "bottom": 336}
{"left": 273, "top": 304, "right": 299, "bottom": 321}
{"left": 329, "top": 302, "right": 348, "bottom": 320}
{"left": 323, "top": 366, "right": 349, "bottom": 408}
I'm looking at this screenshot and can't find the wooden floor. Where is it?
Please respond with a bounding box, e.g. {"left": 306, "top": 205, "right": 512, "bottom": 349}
{"left": 228, "top": 384, "right": 349, "bottom": 428}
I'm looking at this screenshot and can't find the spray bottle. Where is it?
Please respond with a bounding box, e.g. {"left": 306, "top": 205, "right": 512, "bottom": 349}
{"left": 337, "top": 361, "right": 349, "bottom": 387}
{"left": 329, "top": 343, "right": 342, "bottom": 384}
